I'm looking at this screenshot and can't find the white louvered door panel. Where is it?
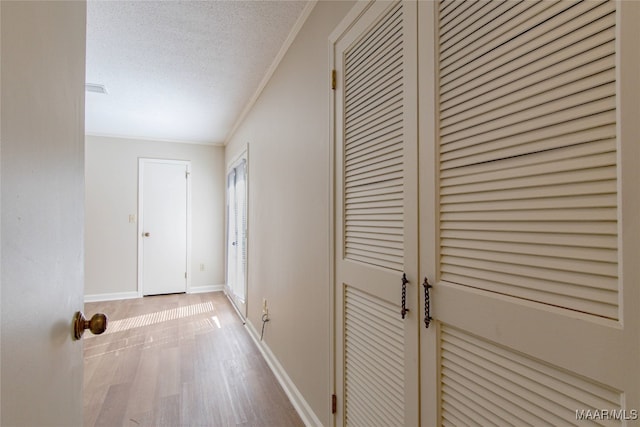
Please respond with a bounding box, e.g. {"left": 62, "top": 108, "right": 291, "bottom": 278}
{"left": 420, "top": 1, "right": 640, "bottom": 426}
{"left": 333, "top": 1, "right": 418, "bottom": 426}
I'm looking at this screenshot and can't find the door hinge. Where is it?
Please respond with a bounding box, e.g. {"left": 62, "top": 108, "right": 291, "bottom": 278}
{"left": 331, "top": 69, "right": 337, "bottom": 90}
{"left": 185, "top": 272, "right": 187, "bottom": 279}
{"left": 331, "top": 394, "right": 337, "bottom": 414}
{"left": 185, "top": 171, "right": 190, "bottom": 179}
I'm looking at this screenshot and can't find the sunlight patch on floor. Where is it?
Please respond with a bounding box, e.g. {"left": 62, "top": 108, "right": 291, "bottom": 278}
{"left": 86, "top": 301, "right": 216, "bottom": 337}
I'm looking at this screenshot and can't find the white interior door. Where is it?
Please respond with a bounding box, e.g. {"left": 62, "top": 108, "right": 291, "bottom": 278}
{"left": 139, "top": 159, "right": 189, "bottom": 296}
{"left": 332, "top": 2, "right": 419, "bottom": 425}
{"left": 1, "top": 1, "right": 86, "bottom": 424}
{"left": 420, "top": 1, "right": 640, "bottom": 424}
{"left": 226, "top": 158, "right": 248, "bottom": 317}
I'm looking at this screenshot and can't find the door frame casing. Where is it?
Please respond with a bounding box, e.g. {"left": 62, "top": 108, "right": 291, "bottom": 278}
{"left": 137, "top": 158, "right": 192, "bottom": 297}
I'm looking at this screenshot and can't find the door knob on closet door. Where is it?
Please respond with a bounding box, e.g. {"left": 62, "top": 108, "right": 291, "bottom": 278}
{"left": 73, "top": 311, "right": 108, "bottom": 340}
{"left": 143, "top": 232, "right": 150, "bottom": 237}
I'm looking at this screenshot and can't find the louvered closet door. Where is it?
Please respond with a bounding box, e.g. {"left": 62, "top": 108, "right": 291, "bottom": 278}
{"left": 419, "top": 1, "right": 640, "bottom": 425}
{"left": 333, "top": 1, "right": 418, "bottom": 426}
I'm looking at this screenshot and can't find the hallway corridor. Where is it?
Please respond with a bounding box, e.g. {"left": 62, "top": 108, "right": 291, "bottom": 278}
{"left": 83, "top": 292, "right": 303, "bottom": 427}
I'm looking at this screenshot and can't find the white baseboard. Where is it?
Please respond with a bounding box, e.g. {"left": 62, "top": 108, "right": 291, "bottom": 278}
{"left": 84, "top": 291, "right": 139, "bottom": 303}
{"left": 189, "top": 284, "right": 224, "bottom": 294}
{"left": 245, "top": 320, "right": 323, "bottom": 427}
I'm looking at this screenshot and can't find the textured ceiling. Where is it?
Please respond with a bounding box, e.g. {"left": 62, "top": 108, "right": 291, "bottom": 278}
{"left": 85, "top": 0, "right": 309, "bottom": 144}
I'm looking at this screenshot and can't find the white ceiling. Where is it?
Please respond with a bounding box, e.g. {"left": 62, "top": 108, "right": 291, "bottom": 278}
{"left": 85, "top": 0, "right": 309, "bottom": 145}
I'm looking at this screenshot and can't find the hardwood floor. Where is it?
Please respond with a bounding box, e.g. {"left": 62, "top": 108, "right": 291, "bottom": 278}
{"left": 83, "top": 292, "right": 304, "bottom": 427}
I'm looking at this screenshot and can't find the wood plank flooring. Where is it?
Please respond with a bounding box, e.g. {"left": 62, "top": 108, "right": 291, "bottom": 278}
{"left": 83, "top": 292, "right": 304, "bottom": 427}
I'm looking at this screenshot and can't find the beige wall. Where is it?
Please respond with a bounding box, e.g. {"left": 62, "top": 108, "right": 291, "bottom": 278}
{"left": 226, "top": 2, "right": 354, "bottom": 424}
{"left": 85, "top": 135, "right": 225, "bottom": 298}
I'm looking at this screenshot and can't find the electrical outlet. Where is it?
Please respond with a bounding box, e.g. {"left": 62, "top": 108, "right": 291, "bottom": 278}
{"left": 128, "top": 214, "right": 136, "bottom": 223}
{"left": 262, "top": 298, "right": 268, "bottom": 315}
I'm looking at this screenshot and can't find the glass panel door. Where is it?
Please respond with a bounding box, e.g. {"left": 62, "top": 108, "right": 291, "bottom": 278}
{"left": 226, "top": 158, "right": 247, "bottom": 317}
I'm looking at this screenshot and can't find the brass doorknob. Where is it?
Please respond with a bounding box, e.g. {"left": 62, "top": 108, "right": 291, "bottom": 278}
{"left": 73, "top": 311, "right": 108, "bottom": 340}
{"left": 143, "top": 232, "right": 150, "bottom": 237}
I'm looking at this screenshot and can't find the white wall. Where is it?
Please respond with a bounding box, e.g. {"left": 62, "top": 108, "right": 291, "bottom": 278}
{"left": 85, "top": 135, "right": 225, "bottom": 299}
{"left": 225, "top": 2, "right": 354, "bottom": 425}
